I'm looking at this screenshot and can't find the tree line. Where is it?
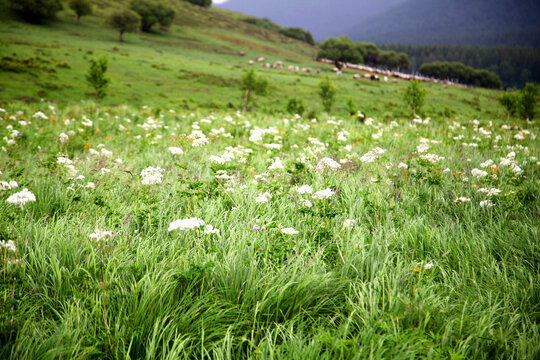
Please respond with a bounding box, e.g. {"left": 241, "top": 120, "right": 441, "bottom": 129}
{"left": 7, "top": 0, "right": 214, "bottom": 40}
{"left": 316, "top": 36, "right": 409, "bottom": 71}
{"left": 380, "top": 44, "right": 540, "bottom": 89}
{"left": 419, "top": 62, "right": 502, "bottom": 89}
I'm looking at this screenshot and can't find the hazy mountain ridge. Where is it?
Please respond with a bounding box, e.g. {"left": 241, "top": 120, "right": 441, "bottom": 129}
{"left": 346, "top": 0, "right": 540, "bottom": 46}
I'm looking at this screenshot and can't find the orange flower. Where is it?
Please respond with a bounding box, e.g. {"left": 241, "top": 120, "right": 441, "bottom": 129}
{"left": 95, "top": 129, "right": 100, "bottom": 133}
{"left": 51, "top": 117, "right": 56, "bottom": 121}
{"left": 105, "top": 136, "right": 109, "bottom": 140}
{"left": 86, "top": 142, "right": 91, "bottom": 147}
{"left": 126, "top": 131, "right": 130, "bottom": 135}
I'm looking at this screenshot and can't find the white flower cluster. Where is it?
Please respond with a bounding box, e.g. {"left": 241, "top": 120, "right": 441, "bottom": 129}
{"left": 312, "top": 188, "right": 335, "bottom": 200}
{"left": 140, "top": 167, "right": 164, "bottom": 185}
{"left": 313, "top": 157, "right": 341, "bottom": 171}
{"left": 499, "top": 152, "right": 523, "bottom": 176}
{"left": 480, "top": 159, "right": 495, "bottom": 168}
{"left": 281, "top": 227, "right": 298, "bottom": 235}
{"left": 419, "top": 153, "right": 445, "bottom": 163}
{"left": 477, "top": 188, "right": 501, "bottom": 197}
{"left": 168, "top": 218, "right": 220, "bottom": 234}
{"left": 0, "top": 240, "right": 16, "bottom": 252}
{"left": 267, "top": 157, "right": 285, "bottom": 171}
{"left": 89, "top": 229, "right": 117, "bottom": 242}
{"left": 471, "top": 168, "right": 488, "bottom": 178}
{"left": 0, "top": 180, "right": 18, "bottom": 191}
{"left": 188, "top": 130, "right": 209, "bottom": 147}
{"left": 255, "top": 192, "right": 272, "bottom": 204}
{"left": 297, "top": 185, "right": 313, "bottom": 194}
{"left": 359, "top": 147, "right": 385, "bottom": 163}
{"left": 168, "top": 147, "right": 184, "bottom": 155}
{"left": 6, "top": 188, "right": 36, "bottom": 209}
{"left": 454, "top": 197, "right": 471, "bottom": 204}
{"left": 168, "top": 217, "right": 205, "bottom": 231}
{"left": 343, "top": 219, "right": 356, "bottom": 229}
{"left": 480, "top": 200, "right": 494, "bottom": 208}
{"left": 59, "top": 132, "right": 69, "bottom": 143}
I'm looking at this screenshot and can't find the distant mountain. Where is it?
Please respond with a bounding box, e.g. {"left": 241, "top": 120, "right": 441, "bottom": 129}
{"left": 346, "top": 0, "right": 540, "bottom": 47}
{"left": 214, "top": 0, "right": 407, "bottom": 41}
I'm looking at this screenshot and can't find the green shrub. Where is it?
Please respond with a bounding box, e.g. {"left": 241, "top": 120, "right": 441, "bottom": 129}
{"left": 286, "top": 97, "right": 305, "bottom": 116}
{"left": 130, "top": 0, "right": 175, "bottom": 32}
{"left": 9, "top": 0, "right": 63, "bottom": 23}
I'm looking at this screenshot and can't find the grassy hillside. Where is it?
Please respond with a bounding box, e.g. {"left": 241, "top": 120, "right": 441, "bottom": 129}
{"left": 0, "top": 0, "right": 512, "bottom": 120}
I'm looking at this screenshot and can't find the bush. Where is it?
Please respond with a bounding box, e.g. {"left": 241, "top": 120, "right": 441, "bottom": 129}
{"left": 130, "top": 0, "right": 175, "bottom": 32}
{"left": 241, "top": 69, "right": 268, "bottom": 112}
{"left": 498, "top": 91, "right": 520, "bottom": 121}
{"left": 519, "top": 82, "right": 539, "bottom": 121}
{"left": 185, "top": 0, "right": 212, "bottom": 7}
{"left": 318, "top": 76, "right": 337, "bottom": 114}
{"left": 108, "top": 9, "right": 140, "bottom": 42}
{"left": 346, "top": 98, "right": 357, "bottom": 116}
{"left": 69, "top": 0, "right": 92, "bottom": 25}
{"left": 9, "top": 0, "right": 63, "bottom": 23}
{"left": 286, "top": 97, "right": 305, "bottom": 116}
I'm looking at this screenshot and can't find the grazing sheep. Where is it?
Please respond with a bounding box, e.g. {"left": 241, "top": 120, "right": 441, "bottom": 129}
{"left": 302, "top": 67, "right": 312, "bottom": 73}
{"left": 370, "top": 75, "right": 379, "bottom": 81}
{"left": 353, "top": 74, "right": 360, "bottom": 79}
{"left": 384, "top": 76, "right": 388, "bottom": 82}
{"left": 257, "top": 57, "right": 265, "bottom": 62}
{"left": 362, "top": 74, "right": 371, "bottom": 79}
{"left": 316, "top": 69, "right": 320, "bottom": 74}
{"left": 249, "top": 60, "right": 254, "bottom": 65}
{"left": 239, "top": 51, "right": 246, "bottom": 56}
{"left": 288, "top": 65, "right": 294, "bottom": 72}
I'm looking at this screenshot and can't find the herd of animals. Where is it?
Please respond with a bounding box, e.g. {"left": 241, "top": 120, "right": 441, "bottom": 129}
{"left": 239, "top": 51, "right": 460, "bottom": 87}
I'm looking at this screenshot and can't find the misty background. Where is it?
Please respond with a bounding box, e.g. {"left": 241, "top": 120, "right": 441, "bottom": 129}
{"left": 215, "top": 0, "right": 540, "bottom": 47}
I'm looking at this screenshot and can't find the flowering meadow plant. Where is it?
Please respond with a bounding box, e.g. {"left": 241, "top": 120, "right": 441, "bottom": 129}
{"left": 0, "top": 102, "right": 537, "bottom": 359}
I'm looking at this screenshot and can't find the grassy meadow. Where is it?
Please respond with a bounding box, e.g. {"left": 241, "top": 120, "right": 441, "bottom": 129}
{"left": 1, "top": 1, "right": 539, "bottom": 359}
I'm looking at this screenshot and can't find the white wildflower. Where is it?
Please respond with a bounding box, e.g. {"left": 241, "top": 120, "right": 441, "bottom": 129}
{"left": 312, "top": 188, "right": 335, "bottom": 200}
{"left": 281, "top": 227, "right": 299, "bottom": 235}
{"left": 168, "top": 218, "right": 205, "bottom": 231}
{"left": 6, "top": 188, "right": 36, "bottom": 209}
{"left": 168, "top": 147, "right": 184, "bottom": 155}
{"left": 297, "top": 185, "right": 313, "bottom": 194}
{"left": 140, "top": 167, "right": 164, "bottom": 185}
{"left": 89, "top": 229, "right": 116, "bottom": 242}
{"left": 314, "top": 157, "right": 341, "bottom": 171}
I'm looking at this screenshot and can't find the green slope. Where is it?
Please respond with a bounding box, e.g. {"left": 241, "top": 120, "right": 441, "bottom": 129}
{"left": 0, "top": 0, "right": 511, "bottom": 120}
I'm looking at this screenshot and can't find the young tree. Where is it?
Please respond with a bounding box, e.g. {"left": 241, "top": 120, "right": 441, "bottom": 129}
{"left": 108, "top": 9, "right": 140, "bottom": 42}
{"left": 69, "top": 0, "right": 92, "bottom": 24}
{"left": 498, "top": 91, "right": 519, "bottom": 121}
{"left": 9, "top": 0, "right": 63, "bottom": 23}
{"left": 241, "top": 69, "right": 268, "bottom": 112}
{"left": 519, "top": 82, "right": 539, "bottom": 121}
{"left": 403, "top": 80, "right": 427, "bottom": 117}
{"left": 85, "top": 56, "right": 111, "bottom": 108}
{"left": 318, "top": 76, "right": 337, "bottom": 115}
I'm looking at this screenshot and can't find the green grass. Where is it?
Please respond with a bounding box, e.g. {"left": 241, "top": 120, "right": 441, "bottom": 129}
{"left": 0, "top": 100, "right": 538, "bottom": 359}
